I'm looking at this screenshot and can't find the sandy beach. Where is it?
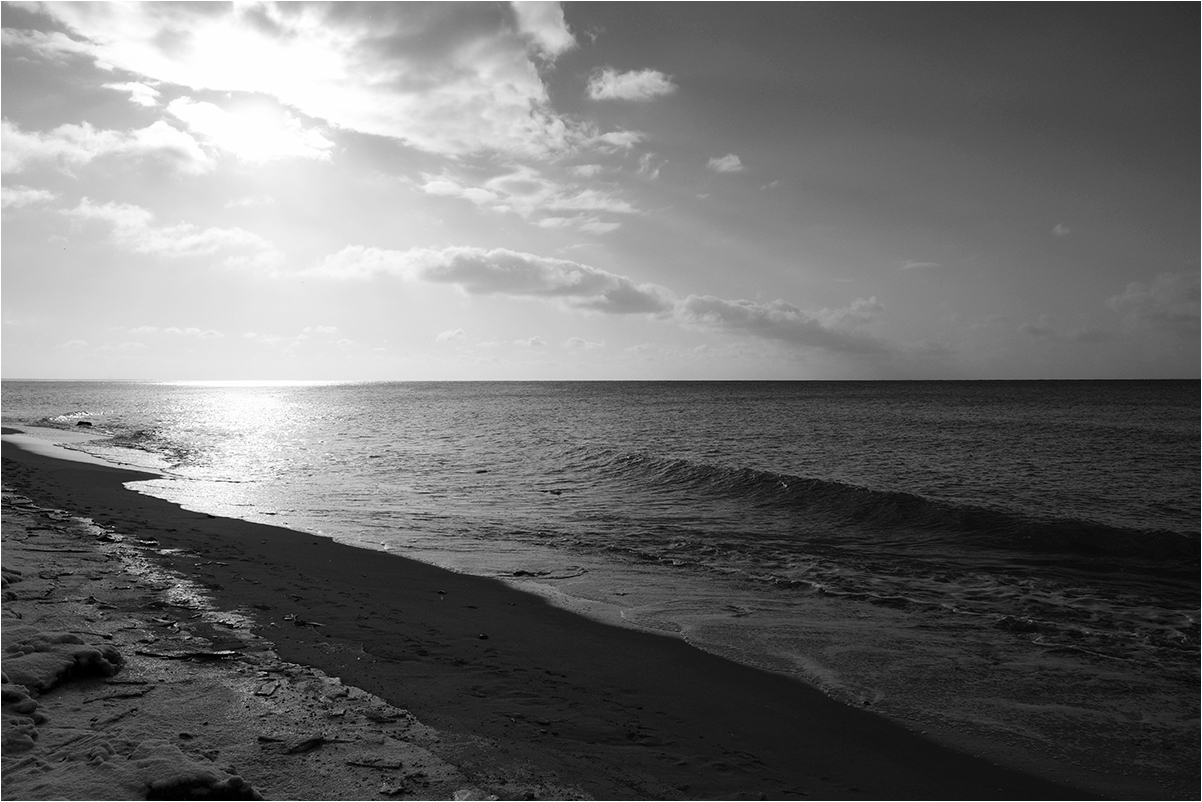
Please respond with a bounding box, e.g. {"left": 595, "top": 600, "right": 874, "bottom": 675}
{"left": 2, "top": 435, "right": 1094, "bottom": 800}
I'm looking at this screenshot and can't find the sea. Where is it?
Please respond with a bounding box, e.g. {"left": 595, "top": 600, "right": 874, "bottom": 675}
{"left": 2, "top": 379, "right": 1198, "bottom": 790}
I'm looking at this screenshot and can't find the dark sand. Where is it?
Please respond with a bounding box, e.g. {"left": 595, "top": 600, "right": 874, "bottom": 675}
{"left": 2, "top": 437, "right": 1092, "bottom": 800}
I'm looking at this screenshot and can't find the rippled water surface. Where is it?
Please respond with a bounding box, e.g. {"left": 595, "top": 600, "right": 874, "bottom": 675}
{"left": 3, "top": 379, "right": 1198, "bottom": 793}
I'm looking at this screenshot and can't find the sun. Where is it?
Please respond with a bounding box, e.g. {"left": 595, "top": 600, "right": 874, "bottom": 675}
{"left": 169, "top": 95, "right": 333, "bottom": 163}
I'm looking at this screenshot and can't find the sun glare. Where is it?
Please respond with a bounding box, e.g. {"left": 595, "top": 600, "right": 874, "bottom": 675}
{"left": 168, "top": 97, "right": 333, "bottom": 163}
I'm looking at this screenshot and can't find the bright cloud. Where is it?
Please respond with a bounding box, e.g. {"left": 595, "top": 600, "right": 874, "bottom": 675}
{"left": 103, "top": 81, "right": 160, "bottom": 107}
{"left": 707, "top": 153, "right": 744, "bottom": 173}
{"left": 35, "top": 2, "right": 614, "bottom": 159}
{"left": 593, "top": 130, "right": 645, "bottom": 150}
{"left": 166, "top": 97, "right": 333, "bottom": 162}
{"left": 587, "top": 68, "right": 678, "bottom": 101}
{"left": 512, "top": 1, "right": 576, "bottom": 58}
{"left": 64, "top": 198, "right": 281, "bottom": 267}
{"left": 1, "top": 185, "right": 58, "bottom": 208}
{"left": 1, "top": 119, "right": 212, "bottom": 175}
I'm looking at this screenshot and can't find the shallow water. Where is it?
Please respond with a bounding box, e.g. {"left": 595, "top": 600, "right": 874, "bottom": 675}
{"left": 3, "top": 379, "right": 1198, "bottom": 793}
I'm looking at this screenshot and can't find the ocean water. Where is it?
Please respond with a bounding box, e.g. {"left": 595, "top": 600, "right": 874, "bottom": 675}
{"left": 2, "top": 380, "right": 1198, "bottom": 790}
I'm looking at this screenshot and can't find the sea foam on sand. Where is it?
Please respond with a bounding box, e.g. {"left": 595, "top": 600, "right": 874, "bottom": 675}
{"left": 0, "top": 488, "right": 505, "bottom": 801}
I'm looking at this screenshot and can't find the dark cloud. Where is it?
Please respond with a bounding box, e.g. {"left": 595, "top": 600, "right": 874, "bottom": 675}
{"left": 675, "top": 295, "right": 889, "bottom": 355}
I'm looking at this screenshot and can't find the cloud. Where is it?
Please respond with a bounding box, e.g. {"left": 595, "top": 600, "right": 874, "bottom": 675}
{"left": 164, "top": 327, "right": 224, "bottom": 338}
{"left": 1, "top": 119, "right": 213, "bottom": 175}
{"left": 1, "top": 185, "right": 58, "bottom": 208}
{"left": 515, "top": 335, "right": 547, "bottom": 348}
{"left": 166, "top": 97, "right": 334, "bottom": 162}
{"left": 676, "top": 295, "right": 888, "bottom": 355}
{"left": 587, "top": 68, "right": 677, "bottom": 101}
{"left": 901, "top": 261, "right": 941, "bottom": 270}
{"left": 636, "top": 153, "right": 662, "bottom": 180}
{"left": 593, "top": 130, "right": 644, "bottom": 150}
{"left": 536, "top": 216, "right": 622, "bottom": 234}
{"left": 436, "top": 328, "right": 467, "bottom": 342}
{"left": 707, "top": 153, "right": 744, "bottom": 173}
{"left": 35, "top": 2, "right": 613, "bottom": 160}
{"left": 1108, "top": 272, "right": 1199, "bottom": 334}
{"left": 313, "top": 245, "right": 674, "bottom": 314}
{"left": 565, "top": 336, "right": 604, "bottom": 349}
{"left": 572, "top": 164, "right": 603, "bottom": 178}
{"left": 103, "top": 81, "right": 160, "bottom": 107}
{"left": 63, "top": 198, "right": 282, "bottom": 267}
{"left": 1, "top": 27, "right": 95, "bottom": 62}
{"left": 310, "top": 243, "right": 894, "bottom": 357}
{"left": 1053, "top": 223, "right": 1071, "bottom": 237}
{"left": 1018, "top": 315, "right": 1055, "bottom": 338}
{"left": 419, "top": 165, "right": 635, "bottom": 232}
{"left": 511, "top": 1, "right": 576, "bottom": 58}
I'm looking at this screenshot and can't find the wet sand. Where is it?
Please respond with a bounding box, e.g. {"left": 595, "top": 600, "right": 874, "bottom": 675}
{"left": 1, "top": 436, "right": 1091, "bottom": 800}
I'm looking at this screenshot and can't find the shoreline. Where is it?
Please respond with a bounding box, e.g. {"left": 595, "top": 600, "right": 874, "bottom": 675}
{"left": 3, "top": 436, "right": 1099, "bottom": 799}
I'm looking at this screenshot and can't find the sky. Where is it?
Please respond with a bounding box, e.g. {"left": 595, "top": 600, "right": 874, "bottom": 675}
{"left": 1, "top": 1, "right": 1198, "bottom": 381}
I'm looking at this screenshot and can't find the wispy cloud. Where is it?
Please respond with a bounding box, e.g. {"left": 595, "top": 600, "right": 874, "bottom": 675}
{"left": 676, "top": 295, "right": 887, "bottom": 355}
{"left": 1, "top": 185, "right": 58, "bottom": 208}
{"left": 63, "top": 198, "right": 282, "bottom": 267}
{"left": 900, "top": 260, "right": 941, "bottom": 270}
{"left": 436, "top": 328, "right": 467, "bottom": 342}
{"left": 419, "top": 166, "right": 635, "bottom": 232}
{"left": 1, "top": 27, "right": 94, "bottom": 62}
{"left": 707, "top": 153, "right": 744, "bottom": 173}
{"left": 308, "top": 244, "right": 893, "bottom": 357}
{"left": 637, "top": 153, "right": 663, "bottom": 180}
{"left": 592, "top": 130, "right": 645, "bottom": 150}
{"left": 1, "top": 120, "right": 213, "bottom": 175}
{"left": 587, "top": 68, "right": 677, "bottom": 101}
{"left": 313, "top": 245, "right": 673, "bottom": 315}
{"left": 1053, "top": 223, "right": 1071, "bottom": 237}
{"left": 1109, "top": 272, "right": 1199, "bottom": 334}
